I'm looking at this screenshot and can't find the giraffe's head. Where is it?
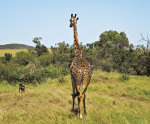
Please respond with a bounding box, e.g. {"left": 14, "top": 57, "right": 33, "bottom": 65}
{"left": 69, "top": 14, "right": 79, "bottom": 27}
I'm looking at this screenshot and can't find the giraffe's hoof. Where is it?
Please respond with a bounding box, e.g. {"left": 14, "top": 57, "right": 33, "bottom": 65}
{"left": 84, "top": 111, "right": 87, "bottom": 115}
{"left": 80, "top": 115, "right": 83, "bottom": 119}
{"left": 71, "top": 94, "right": 76, "bottom": 99}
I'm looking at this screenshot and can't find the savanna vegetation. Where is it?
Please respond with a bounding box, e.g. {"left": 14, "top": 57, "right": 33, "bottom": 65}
{"left": 1, "top": 30, "right": 150, "bottom": 84}
{"left": 0, "top": 30, "right": 150, "bottom": 123}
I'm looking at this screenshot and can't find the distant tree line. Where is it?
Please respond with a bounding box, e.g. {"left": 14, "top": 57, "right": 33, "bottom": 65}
{"left": 0, "top": 30, "right": 150, "bottom": 85}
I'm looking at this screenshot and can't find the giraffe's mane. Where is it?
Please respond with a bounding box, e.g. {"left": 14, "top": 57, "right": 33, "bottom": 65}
{"left": 73, "top": 18, "right": 82, "bottom": 52}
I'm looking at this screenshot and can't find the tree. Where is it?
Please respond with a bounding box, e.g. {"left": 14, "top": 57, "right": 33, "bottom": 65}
{"left": 5, "top": 53, "right": 12, "bottom": 61}
{"left": 96, "top": 30, "right": 129, "bottom": 50}
{"left": 56, "top": 41, "right": 69, "bottom": 54}
{"left": 139, "top": 33, "right": 150, "bottom": 53}
{"left": 32, "top": 37, "right": 49, "bottom": 56}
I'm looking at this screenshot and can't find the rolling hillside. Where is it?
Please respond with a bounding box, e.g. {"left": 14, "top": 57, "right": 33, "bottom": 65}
{"left": 0, "top": 43, "right": 35, "bottom": 49}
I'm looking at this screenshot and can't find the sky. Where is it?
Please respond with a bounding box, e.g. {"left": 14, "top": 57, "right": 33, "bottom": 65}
{"left": 0, "top": 0, "right": 150, "bottom": 48}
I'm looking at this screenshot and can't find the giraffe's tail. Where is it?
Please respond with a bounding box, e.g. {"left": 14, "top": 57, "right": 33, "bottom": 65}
{"left": 71, "top": 91, "right": 80, "bottom": 98}
{"left": 71, "top": 69, "right": 86, "bottom": 98}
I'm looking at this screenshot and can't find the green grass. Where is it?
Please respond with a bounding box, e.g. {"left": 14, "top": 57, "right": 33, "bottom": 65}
{"left": 0, "top": 70, "right": 150, "bottom": 124}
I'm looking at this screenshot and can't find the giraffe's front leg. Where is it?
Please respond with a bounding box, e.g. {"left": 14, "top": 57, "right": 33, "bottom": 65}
{"left": 72, "top": 95, "right": 75, "bottom": 111}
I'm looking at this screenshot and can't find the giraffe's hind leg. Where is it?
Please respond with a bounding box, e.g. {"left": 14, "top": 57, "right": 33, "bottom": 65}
{"left": 77, "top": 95, "right": 80, "bottom": 117}
{"left": 71, "top": 76, "right": 76, "bottom": 110}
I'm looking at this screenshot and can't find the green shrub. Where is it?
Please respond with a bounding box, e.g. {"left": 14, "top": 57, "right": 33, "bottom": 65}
{"left": 44, "top": 66, "right": 60, "bottom": 79}
{"left": 15, "top": 51, "right": 35, "bottom": 66}
{"left": 7, "top": 70, "right": 19, "bottom": 84}
{"left": 5, "top": 53, "right": 12, "bottom": 61}
{"left": 0, "top": 61, "right": 22, "bottom": 84}
{"left": 35, "top": 71, "right": 47, "bottom": 84}
{"left": 19, "top": 59, "right": 44, "bottom": 84}
{"left": 101, "top": 58, "right": 114, "bottom": 72}
{"left": 57, "top": 52, "right": 68, "bottom": 62}
{"left": 60, "top": 68, "right": 70, "bottom": 76}
{"left": 28, "top": 48, "right": 36, "bottom": 55}
{"left": 0, "top": 57, "right": 7, "bottom": 64}
{"left": 38, "top": 53, "right": 54, "bottom": 67}
{"left": 128, "top": 67, "right": 137, "bottom": 75}
{"left": 0, "top": 62, "right": 7, "bottom": 81}
{"left": 118, "top": 74, "right": 129, "bottom": 82}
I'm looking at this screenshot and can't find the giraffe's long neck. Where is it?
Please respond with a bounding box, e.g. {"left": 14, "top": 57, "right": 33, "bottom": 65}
{"left": 73, "top": 18, "right": 82, "bottom": 57}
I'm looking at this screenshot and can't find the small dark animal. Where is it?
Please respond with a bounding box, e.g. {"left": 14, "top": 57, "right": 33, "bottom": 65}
{"left": 19, "top": 83, "right": 25, "bottom": 93}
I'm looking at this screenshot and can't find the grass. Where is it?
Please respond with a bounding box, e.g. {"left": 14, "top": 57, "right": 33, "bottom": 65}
{"left": 0, "top": 70, "right": 150, "bottom": 124}
{"left": 0, "top": 49, "right": 52, "bottom": 57}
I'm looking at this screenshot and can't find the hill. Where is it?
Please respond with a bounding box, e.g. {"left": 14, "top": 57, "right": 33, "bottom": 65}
{"left": 0, "top": 43, "right": 35, "bottom": 49}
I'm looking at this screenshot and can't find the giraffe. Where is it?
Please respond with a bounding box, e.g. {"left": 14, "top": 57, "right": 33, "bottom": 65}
{"left": 69, "top": 14, "right": 92, "bottom": 119}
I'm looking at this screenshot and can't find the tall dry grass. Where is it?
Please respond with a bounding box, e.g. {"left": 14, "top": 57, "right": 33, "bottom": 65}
{"left": 0, "top": 70, "right": 149, "bottom": 124}
{"left": 0, "top": 49, "right": 28, "bottom": 57}
{"left": 0, "top": 49, "right": 52, "bottom": 57}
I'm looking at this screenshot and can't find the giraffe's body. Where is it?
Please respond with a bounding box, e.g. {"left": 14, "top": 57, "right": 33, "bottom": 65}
{"left": 69, "top": 14, "right": 92, "bottom": 118}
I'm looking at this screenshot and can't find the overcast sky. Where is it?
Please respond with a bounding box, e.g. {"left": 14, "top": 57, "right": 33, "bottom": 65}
{"left": 0, "top": 0, "right": 150, "bottom": 48}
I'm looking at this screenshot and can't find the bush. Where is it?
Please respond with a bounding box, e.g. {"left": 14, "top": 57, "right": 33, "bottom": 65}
{"left": 19, "top": 59, "right": 44, "bottom": 84}
{"left": 28, "top": 48, "right": 36, "bottom": 55}
{"left": 56, "top": 52, "right": 68, "bottom": 63}
{"left": 127, "top": 67, "right": 137, "bottom": 75}
{"left": 5, "top": 53, "right": 12, "bottom": 61}
{"left": 35, "top": 71, "right": 47, "bottom": 84}
{"left": 118, "top": 74, "right": 129, "bottom": 82}
{"left": 38, "top": 53, "right": 54, "bottom": 67}
{"left": 0, "top": 61, "right": 22, "bottom": 84}
{"left": 0, "top": 62, "right": 7, "bottom": 81}
{"left": 15, "top": 51, "right": 35, "bottom": 66}
{"left": 44, "top": 66, "right": 60, "bottom": 79}
{"left": 0, "top": 57, "right": 7, "bottom": 64}
{"left": 101, "top": 58, "right": 114, "bottom": 72}
{"left": 60, "top": 68, "right": 70, "bottom": 76}
{"left": 7, "top": 70, "right": 19, "bottom": 84}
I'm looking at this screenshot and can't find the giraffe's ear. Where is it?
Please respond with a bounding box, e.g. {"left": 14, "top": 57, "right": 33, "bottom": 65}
{"left": 71, "top": 14, "right": 73, "bottom": 18}
{"left": 76, "top": 17, "right": 79, "bottom": 21}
